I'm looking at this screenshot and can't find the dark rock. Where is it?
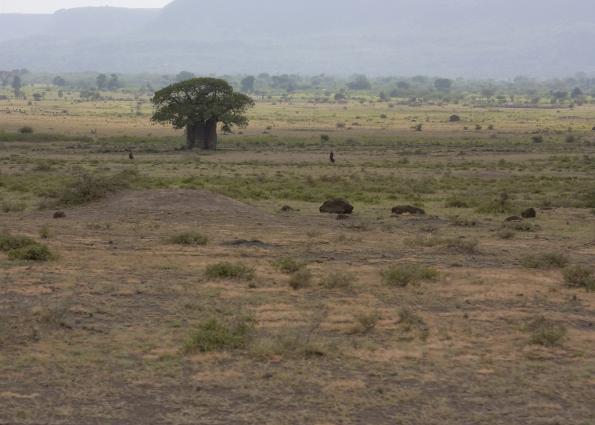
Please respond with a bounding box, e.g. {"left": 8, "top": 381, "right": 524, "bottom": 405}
{"left": 320, "top": 199, "right": 354, "bottom": 214}
{"left": 521, "top": 208, "right": 537, "bottom": 219}
{"left": 592, "top": 126, "right": 595, "bottom": 131}
{"left": 505, "top": 216, "right": 523, "bottom": 222}
{"left": 280, "top": 205, "right": 295, "bottom": 212}
{"left": 449, "top": 114, "right": 461, "bottom": 122}
{"left": 53, "top": 211, "right": 66, "bottom": 219}
{"left": 391, "top": 205, "right": 426, "bottom": 216}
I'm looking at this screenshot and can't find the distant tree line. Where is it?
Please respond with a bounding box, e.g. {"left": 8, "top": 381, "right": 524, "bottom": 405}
{"left": 2, "top": 69, "right": 595, "bottom": 106}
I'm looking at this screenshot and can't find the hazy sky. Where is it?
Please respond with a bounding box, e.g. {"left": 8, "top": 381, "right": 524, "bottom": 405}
{"left": 0, "top": 0, "right": 171, "bottom": 13}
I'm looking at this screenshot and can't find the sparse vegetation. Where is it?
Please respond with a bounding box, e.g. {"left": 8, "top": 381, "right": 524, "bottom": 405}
{"left": 526, "top": 316, "right": 567, "bottom": 347}
{"left": 205, "top": 262, "right": 255, "bottom": 280}
{"left": 563, "top": 265, "right": 595, "bottom": 291}
{"left": 520, "top": 253, "right": 569, "bottom": 269}
{"left": 54, "top": 169, "right": 139, "bottom": 207}
{"left": 169, "top": 232, "right": 208, "bottom": 246}
{"left": 289, "top": 268, "right": 313, "bottom": 290}
{"left": 183, "top": 316, "right": 255, "bottom": 353}
{"left": 272, "top": 257, "right": 303, "bottom": 274}
{"left": 382, "top": 264, "right": 438, "bottom": 287}
{"left": 320, "top": 271, "right": 356, "bottom": 289}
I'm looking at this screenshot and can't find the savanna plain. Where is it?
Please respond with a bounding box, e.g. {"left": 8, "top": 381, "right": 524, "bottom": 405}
{"left": 1, "top": 90, "right": 594, "bottom": 425}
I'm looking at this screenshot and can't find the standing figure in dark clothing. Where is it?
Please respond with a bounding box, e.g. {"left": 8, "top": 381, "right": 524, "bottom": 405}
{"left": 330, "top": 151, "right": 335, "bottom": 163}
{"left": 128, "top": 150, "right": 135, "bottom": 160}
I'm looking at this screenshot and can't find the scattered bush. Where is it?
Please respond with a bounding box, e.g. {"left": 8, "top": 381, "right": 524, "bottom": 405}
{"left": 531, "top": 135, "right": 544, "bottom": 144}
{"left": 8, "top": 243, "right": 53, "bottom": 261}
{"left": 1, "top": 201, "right": 26, "bottom": 213}
{"left": 520, "top": 253, "right": 569, "bottom": 269}
{"left": 183, "top": 316, "right": 254, "bottom": 353}
{"left": 496, "top": 229, "right": 516, "bottom": 240}
{"left": 272, "top": 257, "right": 303, "bottom": 274}
{"left": 205, "top": 262, "right": 255, "bottom": 280}
{"left": 320, "top": 271, "right": 356, "bottom": 289}
{"left": 289, "top": 269, "right": 313, "bottom": 290}
{"left": 397, "top": 308, "right": 429, "bottom": 339}
{"left": 39, "top": 225, "right": 50, "bottom": 240}
{"left": 526, "top": 316, "right": 566, "bottom": 347}
{"left": 169, "top": 232, "right": 208, "bottom": 246}
{"left": 55, "top": 169, "right": 139, "bottom": 207}
{"left": 350, "top": 312, "right": 380, "bottom": 334}
{"left": 382, "top": 264, "right": 438, "bottom": 287}
{"left": 320, "top": 134, "right": 330, "bottom": 142}
{"left": 18, "top": 126, "right": 33, "bottom": 134}
{"left": 477, "top": 192, "right": 513, "bottom": 214}
{"left": 0, "top": 233, "right": 36, "bottom": 252}
{"left": 563, "top": 265, "right": 595, "bottom": 291}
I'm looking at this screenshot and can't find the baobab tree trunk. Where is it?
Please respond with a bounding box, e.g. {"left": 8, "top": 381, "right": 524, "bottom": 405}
{"left": 185, "top": 123, "right": 197, "bottom": 150}
{"left": 186, "top": 120, "right": 218, "bottom": 150}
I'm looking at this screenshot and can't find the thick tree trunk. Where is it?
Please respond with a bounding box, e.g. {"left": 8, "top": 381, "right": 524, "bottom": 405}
{"left": 193, "top": 120, "right": 218, "bottom": 150}
{"left": 185, "top": 123, "right": 197, "bottom": 150}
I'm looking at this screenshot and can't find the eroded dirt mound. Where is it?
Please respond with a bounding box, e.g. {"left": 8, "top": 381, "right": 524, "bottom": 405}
{"left": 39, "top": 189, "right": 278, "bottom": 224}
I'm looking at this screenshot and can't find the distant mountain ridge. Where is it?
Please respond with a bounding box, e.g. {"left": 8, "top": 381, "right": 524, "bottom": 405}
{"left": 1, "top": 0, "right": 594, "bottom": 77}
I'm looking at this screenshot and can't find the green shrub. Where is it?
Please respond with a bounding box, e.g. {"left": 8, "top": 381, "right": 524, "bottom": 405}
{"left": 382, "top": 264, "right": 438, "bottom": 287}
{"left": 272, "top": 257, "right": 303, "bottom": 274}
{"left": 56, "top": 169, "right": 139, "bottom": 206}
{"left": 503, "top": 221, "right": 540, "bottom": 232}
{"left": 169, "top": 232, "right": 208, "bottom": 246}
{"left": 0, "top": 233, "right": 36, "bottom": 252}
{"left": 397, "top": 308, "right": 429, "bottom": 339}
{"left": 205, "top": 262, "right": 255, "bottom": 280}
{"left": 183, "top": 316, "right": 254, "bottom": 353}
{"left": 520, "top": 253, "right": 569, "bottom": 269}
{"left": 8, "top": 243, "right": 53, "bottom": 261}
{"left": 563, "top": 265, "right": 595, "bottom": 291}
{"left": 320, "top": 271, "right": 356, "bottom": 289}
{"left": 18, "top": 126, "right": 33, "bottom": 134}
{"left": 526, "top": 317, "right": 566, "bottom": 347}
{"left": 477, "top": 192, "right": 513, "bottom": 214}
{"left": 289, "top": 269, "right": 313, "bottom": 290}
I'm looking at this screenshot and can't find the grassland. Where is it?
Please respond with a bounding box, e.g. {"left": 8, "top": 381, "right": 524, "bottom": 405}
{"left": 0, "top": 91, "right": 594, "bottom": 424}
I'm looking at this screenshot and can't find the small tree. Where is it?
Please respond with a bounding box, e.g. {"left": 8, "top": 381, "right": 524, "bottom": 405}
{"left": 434, "top": 78, "right": 453, "bottom": 92}
{"left": 241, "top": 76, "right": 256, "bottom": 93}
{"left": 96, "top": 74, "right": 107, "bottom": 90}
{"left": 151, "top": 78, "right": 254, "bottom": 150}
{"left": 107, "top": 74, "right": 120, "bottom": 91}
{"left": 52, "top": 76, "right": 66, "bottom": 87}
{"left": 11, "top": 75, "right": 22, "bottom": 98}
{"left": 176, "top": 71, "right": 195, "bottom": 82}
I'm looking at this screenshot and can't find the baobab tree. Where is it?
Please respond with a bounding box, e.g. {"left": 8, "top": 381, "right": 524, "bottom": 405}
{"left": 151, "top": 78, "right": 254, "bottom": 150}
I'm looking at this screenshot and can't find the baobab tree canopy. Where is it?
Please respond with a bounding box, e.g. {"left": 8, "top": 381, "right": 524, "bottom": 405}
{"left": 151, "top": 77, "right": 254, "bottom": 150}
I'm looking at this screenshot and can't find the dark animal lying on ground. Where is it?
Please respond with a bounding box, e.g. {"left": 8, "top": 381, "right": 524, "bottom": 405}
{"left": 392, "top": 205, "right": 426, "bottom": 216}
{"left": 320, "top": 199, "right": 353, "bottom": 214}
{"left": 521, "top": 208, "right": 537, "bottom": 219}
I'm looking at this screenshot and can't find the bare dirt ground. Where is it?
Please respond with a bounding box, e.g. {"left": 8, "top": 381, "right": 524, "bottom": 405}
{"left": 1, "top": 189, "right": 594, "bottom": 425}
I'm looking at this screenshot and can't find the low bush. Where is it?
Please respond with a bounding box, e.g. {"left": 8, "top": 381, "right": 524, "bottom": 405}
{"left": 205, "top": 262, "right": 255, "bottom": 280}
{"left": 382, "top": 264, "right": 438, "bottom": 287}
{"left": 320, "top": 271, "right": 356, "bottom": 289}
{"left": 18, "top": 126, "right": 33, "bottom": 134}
{"left": 7, "top": 243, "right": 53, "bottom": 261}
{"left": 520, "top": 253, "right": 569, "bottom": 269}
{"left": 183, "top": 316, "right": 254, "bottom": 353}
{"left": 272, "top": 257, "right": 303, "bottom": 274}
{"left": 526, "top": 316, "right": 566, "bottom": 347}
{"left": 169, "top": 232, "right": 208, "bottom": 246}
{"left": 55, "top": 169, "right": 139, "bottom": 206}
{"left": 0, "top": 233, "right": 36, "bottom": 251}
{"left": 289, "top": 269, "right": 313, "bottom": 290}
{"left": 563, "top": 265, "right": 595, "bottom": 291}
